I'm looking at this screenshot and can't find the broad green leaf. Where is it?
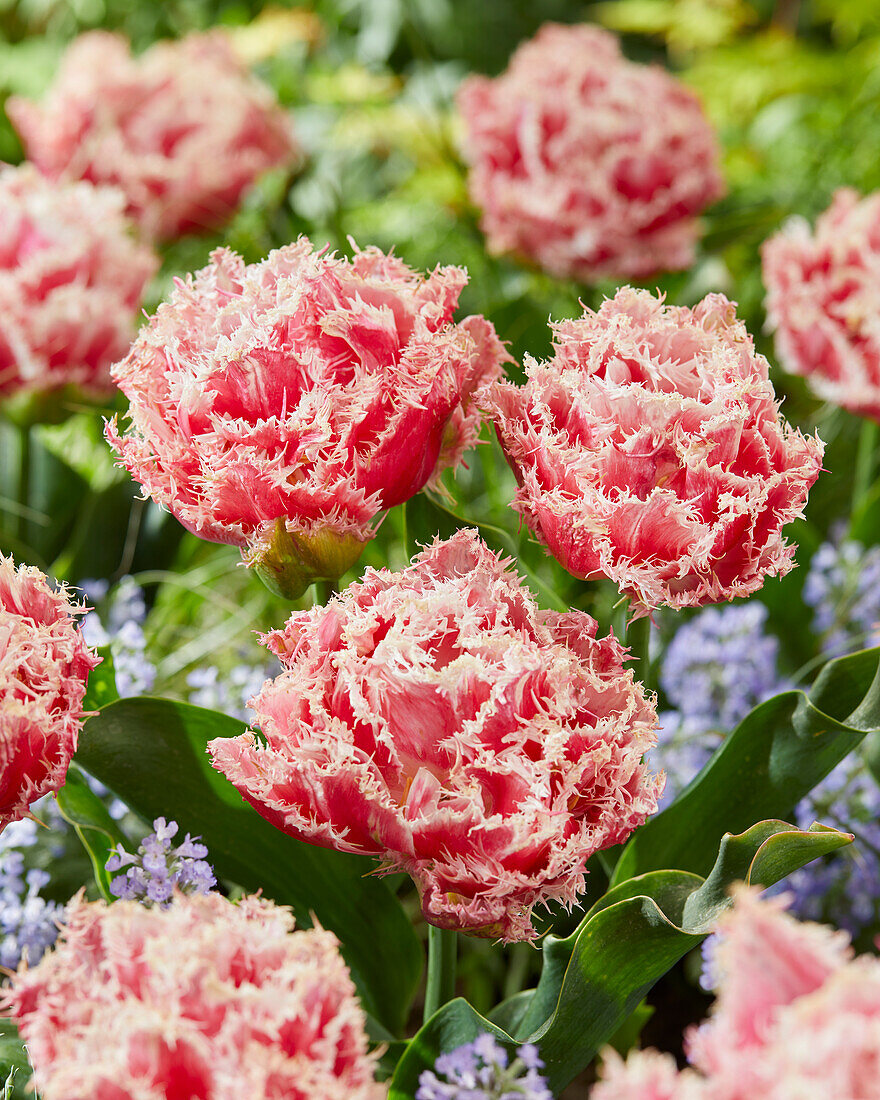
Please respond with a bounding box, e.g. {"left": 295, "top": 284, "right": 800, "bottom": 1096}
{"left": 76, "top": 698, "right": 422, "bottom": 1035}
{"left": 612, "top": 646, "right": 880, "bottom": 885}
{"left": 55, "top": 763, "right": 130, "bottom": 901}
{"left": 390, "top": 820, "right": 851, "bottom": 1095}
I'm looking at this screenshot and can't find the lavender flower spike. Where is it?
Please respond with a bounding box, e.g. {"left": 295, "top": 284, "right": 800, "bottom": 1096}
{"left": 417, "top": 1034, "right": 552, "bottom": 1100}
{"left": 105, "top": 817, "right": 216, "bottom": 907}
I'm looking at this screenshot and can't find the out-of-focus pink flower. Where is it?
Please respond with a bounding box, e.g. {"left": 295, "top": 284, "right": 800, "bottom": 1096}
{"left": 3, "top": 891, "right": 384, "bottom": 1100}
{"left": 106, "top": 241, "right": 509, "bottom": 598}
{"left": 591, "top": 890, "right": 880, "bottom": 1100}
{"left": 0, "top": 555, "right": 99, "bottom": 832}
{"left": 592, "top": 1050, "right": 705, "bottom": 1100}
{"left": 0, "top": 164, "right": 157, "bottom": 398}
{"left": 7, "top": 31, "right": 296, "bottom": 241}
{"left": 762, "top": 188, "right": 880, "bottom": 421}
{"left": 208, "top": 529, "right": 661, "bottom": 943}
{"left": 481, "top": 287, "right": 824, "bottom": 616}
{"left": 456, "top": 23, "right": 724, "bottom": 283}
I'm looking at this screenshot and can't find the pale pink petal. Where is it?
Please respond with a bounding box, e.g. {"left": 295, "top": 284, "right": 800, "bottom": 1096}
{"left": 456, "top": 23, "right": 724, "bottom": 282}
{"left": 2, "top": 892, "right": 384, "bottom": 1100}
{"left": 763, "top": 187, "right": 880, "bottom": 421}
{"left": 7, "top": 31, "right": 297, "bottom": 241}
{"left": 209, "top": 529, "right": 662, "bottom": 943}
{"left": 0, "top": 555, "right": 100, "bottom": 831}
{"left": 481, "top": 287, "right": 824, "bottom": 615}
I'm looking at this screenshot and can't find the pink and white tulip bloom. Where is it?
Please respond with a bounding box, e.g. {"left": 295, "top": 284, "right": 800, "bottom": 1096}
{"left": 592, "top": 889, "right": 880, "bottom": 1100}
{"left": 763, "top": 188, "right": 880, "bottom": 421}
{"left": 0, "top": 164, "right": 157, "bottom": 398}
{"left": 482, "top": 287, "right": 824, "bottom": 616}
{"left": 456, "top": 23, "right": 724, "bottom": 282}
{"left": 0, "top": 555, "right": 100, "bottom": 832}
{"left": 209, "top": 530, "right": 662, "bottom": 942}
{"left": 7, "top": 31, "right": 296, "bottom": 241}
{"left": 106, "top": 241, "right": 509, "bottom": 598}
{"left": 3, "top": 892, "right": 384, "bottom": 1100}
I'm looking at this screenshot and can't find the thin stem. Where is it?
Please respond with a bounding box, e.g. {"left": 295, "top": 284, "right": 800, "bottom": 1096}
{"left": 625, "top": 614, "right": 652, "bottom": 692}
{"left": 852, "top": 418, "right": 878, "bottom": 517}
{"left": 423, "top": 925, "right": 457, "bottom": 1024}
{"left": 313, "top": 579, "right": 338, "bottom": 606}
{"left": 15, "top": 425, "right": 31, "bottom": 547}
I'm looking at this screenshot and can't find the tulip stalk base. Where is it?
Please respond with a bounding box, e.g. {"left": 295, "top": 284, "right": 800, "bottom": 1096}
{"left": 423, "top": 925, "right": 458, "bottom": 1024}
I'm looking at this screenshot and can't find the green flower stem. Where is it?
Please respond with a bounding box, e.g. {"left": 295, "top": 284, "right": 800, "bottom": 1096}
{"left": 423, "top": 925, "right": 458, "bottom": 1024}
{"left": 15, "top": 424, "right": 31, "bottom": 547}
{"left": 852, "top": 418, "right": 878, "bottom": 516}
{"left": 625, "top": 613, "right": 652, "bottom": 693}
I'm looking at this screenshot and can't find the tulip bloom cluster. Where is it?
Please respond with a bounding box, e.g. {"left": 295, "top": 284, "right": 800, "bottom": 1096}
{"left": 483, "top": 288, "right": 824, "bottom": 614}
{"left": 0, "top": 164, "right": 157, "bottom": 397}
{"left": 457, "top": 23, "right": 724, "bottom": 282}
{"left": 0, "top": 556, "right": 99, "bottom": 833}
{"left": 107, "top": 240, "right": 508, "bottom": 597}
{"left": 593, "top": 889, "right": 880, "bottom": 1099}
{"left": 763, "top": 188, "right": 880, "bottom": 421}
{"left": 7, "top": 31, "right": 296, "bottom": 240}
{"left": 3, "top": 892, "right": 384, "bottom": 1100}
{"left": 209, "top": 530, "right": 661, "bottom": 942}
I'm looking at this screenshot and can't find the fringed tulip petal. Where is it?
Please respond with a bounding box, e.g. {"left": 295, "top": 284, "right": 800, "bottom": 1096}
{"left": 209, "top": 529, "right": 662, "bottom": 943}
{"left": 0, "top": 165, "right": 157, "bottom": 397}
{"left": 0, "top": 555, "right": 100, "bottom": 831}
{"left": 2, "top": 892, "right": 383, "bottom": 1100}
{"left": 456, "top": 23, "right": 724, "bottom": 282}
{"left": 482, "top": 287, "right": 824, "bottom": 615}
{"left": 7, "top": 31, "right": 296, "bottom": 240}
{"left": 106, "top": 241, "right": 509, "bottom": 594}
{"left": 763, "top": 188, "right": 880, "bottom": 420}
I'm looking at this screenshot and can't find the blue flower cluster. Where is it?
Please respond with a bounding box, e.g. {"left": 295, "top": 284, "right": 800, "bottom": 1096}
{"left": 0, "top": 820, "right": 61, "bottom": 972}
{"left": 772, "top": 754, "right": 880, "bottom": 937}
{"left": 803, "top": 539, "right": 880, "bottom": 655}
{"left": 187, "top": 662, "right": 273, "bottom": 722}
{"left": 654, "top": 603, "right": 788, "bottom": 806}
{"left": 105, "top": 817, "right": 216, "bottom": 907}
{"left": 417, "top": 1035, "right": 552, "bottom": 1100}
{"left": 81, "top": 575, "right": 156, "bottom": 697}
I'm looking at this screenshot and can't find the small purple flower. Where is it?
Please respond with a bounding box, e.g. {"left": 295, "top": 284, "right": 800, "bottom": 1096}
{"left": 417, "top": 1035, "right": 552, "bottom": 1100}
{"left": 803, "top": 539, "right": 880, "bottom": 655}
{"left": 0, "top": 824, "right": 61, "bottom": 972}
{"left": 769, "top": 753, "right": 880, "bottom": 937}
{"left": 187, "top": 661, "right": 274, "bottom": 722}
{"left": 653, "top": 603, "right": 788, "bottom": 808}
{"left": 105, "top": 817, "right": 216, "bottom": 907}
{"left": 81, "top": 575, "right": 156, "bottom": 697}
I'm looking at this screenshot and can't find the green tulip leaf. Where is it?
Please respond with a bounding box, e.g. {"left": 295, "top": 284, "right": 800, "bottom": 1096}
{"left": 612, "top": 646, "right": 880, "bottom": 885}
{"left": 55, "top": 763, "right": 130, "bottom": 902}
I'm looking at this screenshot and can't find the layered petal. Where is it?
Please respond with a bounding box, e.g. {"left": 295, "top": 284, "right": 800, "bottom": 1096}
{"left": 0, "top": 555, "right": 100, "bottom": 831}
{"left": 209, "top": 529, "right": 662, "bottom": 942}
{"left": 2, "top": 892, "right": 383, "bottom": 1100}
{"left": 482, "top": 287, "right": 823, "bottom": 615}
{"left": 763, "top": 188, "right": 880, "bottom": 421}
{"left": 0, "top": 164, "right": 157, "bottom": 397}
{"left": 7, "top": 31, "right": 296, "bottom": 240}
{"left": 106, "top": 240, "right": 509, "bottom": 594}
{"left": 456, "top": 23, "right": 724, "bottom": 282}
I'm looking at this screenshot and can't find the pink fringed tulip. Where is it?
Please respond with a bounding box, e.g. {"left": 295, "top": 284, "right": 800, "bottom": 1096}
{"left": 456, "top": 23, "right": 724, "bottom": 282}
{"left": 0, "top": 555, "right": 100, "bottom": 832}
{"left": 2, "top": 892, "right": 384, "bottom": 1100}
{"left": 106, "top": 241, "right": 509, "bottom": 598}
{"left": 592, "top": 889, "right": 880, "bottom": 1100}
{"left": 0, "top": 164, "right": 157, "bottom": 399}
{"left": 7, "top": 31, "right": 296, "bottom": 241}
{"left": 209, "top": 530, "right": 662, "bottom": 942}
{"left": 763, "top": 188, "right": 880, "bottom": 421}
{"left": 482, "top": 287, "right": 824, "bottom": 616}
